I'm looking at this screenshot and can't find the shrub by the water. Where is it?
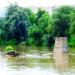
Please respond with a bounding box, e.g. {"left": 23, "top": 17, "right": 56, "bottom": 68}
{"left": 4, "top": 46, "right": 15, "bottom": 53}
{"left": 68, "top": 35, "right": 75, "bottom": 47}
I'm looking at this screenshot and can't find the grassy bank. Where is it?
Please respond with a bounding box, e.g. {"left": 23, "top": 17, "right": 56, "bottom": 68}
{"left": 69, "top": 47, "right": 75, "bottom": 53}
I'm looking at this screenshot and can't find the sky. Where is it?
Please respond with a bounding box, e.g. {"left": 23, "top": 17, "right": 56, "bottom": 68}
{"left": 0, "top": 0, "right": 75, "bottom": 8}
{"left": 0, "top": 0, "right": 75, "bottom": 17}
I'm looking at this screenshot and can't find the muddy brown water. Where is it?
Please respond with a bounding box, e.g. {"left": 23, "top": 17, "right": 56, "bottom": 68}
{"left": 0, "top": 46, "right": 75, "bottom": 75}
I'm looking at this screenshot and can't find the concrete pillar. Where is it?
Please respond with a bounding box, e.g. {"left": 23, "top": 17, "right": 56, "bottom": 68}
{"left": 53, "top": 37, "right": 69, "bottom": 72}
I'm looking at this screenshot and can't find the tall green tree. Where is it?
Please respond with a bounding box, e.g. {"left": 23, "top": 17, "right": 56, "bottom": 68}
{"left": 52, "top": 6, "right": 74, "bottom": 37}
{"left": 38, "top": 11, "right": 54, "bottom": 47}
{"left": 4, "top": 4, "right": 30, "bottom": 44}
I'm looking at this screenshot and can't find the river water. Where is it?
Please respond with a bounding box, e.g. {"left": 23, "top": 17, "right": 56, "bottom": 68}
{"left": 0, "top": 46, "right": 75, "bottom": 75}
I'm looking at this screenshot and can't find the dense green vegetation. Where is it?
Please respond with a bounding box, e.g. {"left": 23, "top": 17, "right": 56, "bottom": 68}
{"left": 0, "top": 4, "right": 75, "bottom": 47}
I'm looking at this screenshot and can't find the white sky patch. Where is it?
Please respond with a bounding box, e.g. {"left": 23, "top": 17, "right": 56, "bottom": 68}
{"left": 0, "top": 0, "right": 75, "bottom": 8}
{"left": 0, "top": 0, "right": 75, "bottom": 17}
{"left": 18, "top": 0, "right": 75, "bottom": 7}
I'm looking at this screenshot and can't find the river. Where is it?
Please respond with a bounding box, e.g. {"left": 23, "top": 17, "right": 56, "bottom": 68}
{"left": 0, "top": 45, "right": 75, "bottom": 75}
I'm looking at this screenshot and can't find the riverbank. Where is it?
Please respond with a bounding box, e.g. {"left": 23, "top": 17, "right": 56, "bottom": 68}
{"left": 69, "top": 47, "right": 75, "bottom": 54}
{"left": 0, "top": 45, "right": 75, "bottom": 54}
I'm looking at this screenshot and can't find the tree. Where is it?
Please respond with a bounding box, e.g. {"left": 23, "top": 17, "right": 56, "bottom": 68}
{"left": 38, "top": 12, "right": 51, "bottom": 34}
{"left": 26, "top": 9, "right": 52, "bottom": 46}
{"left": 52, "top": 6, "right": 74, "bottom": 37}
{"left": 23, "top": 8, "right": 35, "bottom": 26}
{"left": 35, "top": 8, "right": 46, "bottom": 25}
{"left": 38, "top": 11, "right": 54, "bottom": 47}
{"left": 27, "top": 25, "right": 42, "bottom": 46}
{"left": 4, "top": 4, "right": 31, "bottom": 44}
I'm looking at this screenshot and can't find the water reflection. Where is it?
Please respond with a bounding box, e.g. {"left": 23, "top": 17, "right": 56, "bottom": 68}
{"left": 54, "top": 52, "right": 69, "bottom": 72}
{"left": 0, "top": 46, "right": 75, "bottom": 75}
{"left": 6, "top": 54, "right": 53, "bottom": 69}
{"left": 0, "top": 52, "right": 58, "bottom": 75}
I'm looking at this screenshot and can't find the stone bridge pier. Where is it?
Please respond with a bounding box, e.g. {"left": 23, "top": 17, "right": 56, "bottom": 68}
{"left": 53, "top": 37, "right": 69, "bottom": 71}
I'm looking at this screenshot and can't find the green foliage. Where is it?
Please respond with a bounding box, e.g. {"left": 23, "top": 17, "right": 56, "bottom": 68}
{"left": 68, "top": 35, "right": 75, "bottom": 47}
{"left": 0, "top": 4, "right": 75, "bottom": 48}
{"left": 69, "top": 13, "right": 75, "bottom": 35}
{"left": 4, "top": 46, "right": 14, "bottom": 53}
{"left": 43, "top": 34, "right": 54, "bottom": 47}
{"left": 26, "top": 38, "right": 34, "bottom": 45}
{"left": 52, "top": 6, "right": 74, "bottom": 37}
{"left": 27, "top": 25, "right": 42, "bottom": 46}
{"left": 35, "top": 8, "right": 46, "bottom": 25}
{"left": 6, "top": 39, "right": 16, "bottom": 45}
{"left": 28, "top": 25, "right": 40, "bottom": 37}
{"left": 3, "top": 4, "right": 32, "bottom": 44}
{"left": 38, "top": 13, "right": 52, "bottom": 34}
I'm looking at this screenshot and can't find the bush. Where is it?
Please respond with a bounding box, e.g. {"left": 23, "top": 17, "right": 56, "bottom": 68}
{"left": 25, "top": 38, "right": 34, "bottom": 46}
{"left": 4, "top": 46, "right": 15, "bottom": 53}
{"left": 68, "top": 35, "right": 75, "bottom": 47}
{"left": 43, "top": 34, "right": 54, "bottom": 47}
{"left": 6, "top": 39, "right": 16, "bottom": 45}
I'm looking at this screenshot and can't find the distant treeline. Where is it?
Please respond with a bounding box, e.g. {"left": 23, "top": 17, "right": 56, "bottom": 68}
{"left": 0, "top": 4, "right": 75, "bottom": 47}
